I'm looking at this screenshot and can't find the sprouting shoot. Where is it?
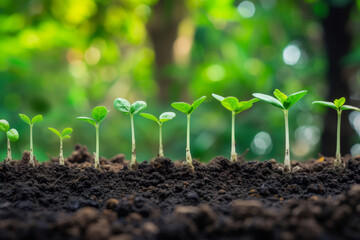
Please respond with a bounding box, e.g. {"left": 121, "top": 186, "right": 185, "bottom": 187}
{"left": 0, "top": 119, "right": 19, "bottom": 163}
{"left": 48, "top": 127, "right": 73, "bottom": 165}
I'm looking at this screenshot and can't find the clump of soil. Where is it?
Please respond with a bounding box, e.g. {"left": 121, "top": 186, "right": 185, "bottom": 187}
{"left": 0, "top": 145, "right": 359, "bottom": 240}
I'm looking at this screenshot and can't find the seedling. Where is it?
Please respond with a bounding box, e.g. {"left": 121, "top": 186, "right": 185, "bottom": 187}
{"left": 253, "top": 89, "right": 307, "bottom": 172}
{"left": 0, "top": 120, "right": 19, "bottom": 163}
{"left": 19, "top": 114, "right": 43, "bottom": 166}
{"left": 48, "top": 127, "right": 73, "bottom": 165}
{"left": 212, "top": 94, "right": 258, "bottom": 162}
{"left": 113, "top": 98, "right": 147, "bottom": 169}
{"left": 313, "top": 97, "right": 360, "bottom": 169}
{"left": 76, "top": 106, "right": 108, "bottom": 169}
{"left": 140, "top": 112, "right": 176, "bottom": 158}
{"left": 171, "top": 96, "right": 207, "bottom": 171}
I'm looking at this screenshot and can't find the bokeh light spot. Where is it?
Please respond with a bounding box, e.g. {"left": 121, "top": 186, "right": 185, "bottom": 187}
{"left": 237, "top": 1, "right": 256, "bottom": 18}
{"left": 206, "top": 64, "right": 225, "bottom": 82}
{"left": 283, "top": 44, "right": 301, "bottom": 65}
{"left": 251, "top": 131, "right": 272, "bottom": 155}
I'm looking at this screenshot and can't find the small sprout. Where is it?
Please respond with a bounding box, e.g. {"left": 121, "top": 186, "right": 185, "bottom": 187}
{"left": 212, "top": 94, "right": 258, "bottom": 162}
{"left": 113, "top": 98, "right": 147, "bottom": 169}
{"left": 171, "top": 96, "right": 207, "bottom": 171}
{"left": 253, "top": 89, "right": 307, "bottom": 173}
{"left": 48, "top": 127, "right": 73, "bottom": 165}
{"left": 76, "top": 106, "right": 108, "bottom": 169}
{"left": 140, "top": 112, "right": 176, "bottom": 158}
{"left": 18, "top": 114, "right": 43, "bottom": 166}
{"left": 0, "top": 120, "right": 19, "bottom": 163}
{"left": 313, "top": 97, "right": 360, "bottom": 169}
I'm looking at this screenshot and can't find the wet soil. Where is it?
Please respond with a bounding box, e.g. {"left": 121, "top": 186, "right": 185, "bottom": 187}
{"left": 0, "top": 144, "right": 360, "bottom": 240}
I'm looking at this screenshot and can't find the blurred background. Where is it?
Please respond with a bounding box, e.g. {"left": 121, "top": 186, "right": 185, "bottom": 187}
{"left": 1, "top": 0, "right": 360, "bottom": 163}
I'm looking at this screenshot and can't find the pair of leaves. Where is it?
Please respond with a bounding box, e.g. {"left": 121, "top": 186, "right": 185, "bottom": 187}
{"left": 312, "top": 97, "right": 360, "bottom": 112}
{"left": 212, "top": 94, "right": 259, "bottom": 114}
{"left": 19, "top": 114, "right": 43, "bottom": 125}
{"left": 140, "top": 112, "right": 176, "bottom": 125}
{"left": 48, "top": 127, "right": 73, "bottom": 139}
{"left": 253, "top": 89, "right": 308, "bottom": 110}
{"left": 77, "top": 106, "right": 109, "bottom": 127}
{"left": 171, "top": 96, "right": 207, "bottom": 115}
{"left": 0, "top": 119, "right": 20, "bottom": 142}
{"left": 113, "top": 98, "right": 147, "bottom": 115}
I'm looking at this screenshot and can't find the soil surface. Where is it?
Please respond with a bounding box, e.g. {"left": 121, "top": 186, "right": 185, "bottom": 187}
{"left": 0, "top": 144, "right": 360, "bottom": 240}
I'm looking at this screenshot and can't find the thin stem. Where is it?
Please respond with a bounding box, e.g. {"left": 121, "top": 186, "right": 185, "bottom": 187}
{"left": 230, "top": 111, "right": 237, "bottom": 162}
{"left": 130, "top": 114, "right": 136, "bottom": 168}
{"left": 185, "top": 114, "right": 193, "bottom": 170}
{"left": 29, "top": 124, "right": 34, "bottom": 166}
{"left": 335, "top": 110, "right": 343, "bottom": 168}
{"left": 59, "top": 138, "right": 64, "bottom": 165}
{"left": 95, "top": 124, "right": 100, "bottom": 169}
{"left": 159, "top": 124, "right": 164, "bottom": 157}
{"left": 284, "top": 109, "right": 291, "bottom": 172}
{"left": 6, "top": 137, "right": 11, "bottom": 163}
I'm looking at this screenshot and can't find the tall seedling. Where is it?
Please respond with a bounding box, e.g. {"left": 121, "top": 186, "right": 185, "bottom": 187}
{"left": 253, "top": 89, "right": 307, "bottom": 172}
{"left": 19, "top": 114, "right": 43, "bottom": 166}
{"left": 0, "top": 120, "right": 19, "bottom": 163}
{"left": 140, "top": 112, "right": 176, "bottom": 158}
{"left": 212, "top": 94, "right": 258, "bottom": 162}
{"left": 313, "top": 97, "right": 360, "bottom": 169}
{"left": 171, "top": 96, "right": 207, "bottom": 171}
{"left": 48, "top": 127, "right": 73, "bottom": 165}
{"left": 76, "top": 106, "right": 108, "bottom": 169}
{"left": 113, "top": 98, "right": 147, "bottom": 169}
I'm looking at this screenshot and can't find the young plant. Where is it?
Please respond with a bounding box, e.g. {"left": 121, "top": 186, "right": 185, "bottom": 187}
{"left": 313, "top": 97, "right": 360, "bottom": 169}
{"left": 48, "top": 127, "right": 73, "bottom": 165}
{"left": 19, "top": 114, "right": 43, "bottom": 166}
{"left": 171, "top": 96, "right": 207, "bottom": 171}
{"left": 140, "top": 112, "right": 176, "bottom": 158}
{"left": 212, "top": 94, "right": 258, "bottom": 162}
{"left": 0, "top": 120, "right": 19, "bottom": 163}
{"left": 252, "top": 89, "right": 307, "bottom": 172}
{"left": 76, "top": 106, "right": 108, "bottom": 169}
{"left": 113, "top": 98, "right": 147, "bottom": 169}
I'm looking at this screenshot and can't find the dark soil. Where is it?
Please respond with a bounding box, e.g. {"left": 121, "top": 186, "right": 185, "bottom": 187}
{"left": 0, "top": 144, "right": 360, "bottom": 240}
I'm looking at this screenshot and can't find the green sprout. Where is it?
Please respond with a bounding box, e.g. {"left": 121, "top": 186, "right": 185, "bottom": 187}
{"left": 48, "top": 127, "right": 73, "bottom": 165}
{"left": 19, "top": 114, "right": 43, "bottom": 166}
{"left": 253, "top": 89, "right": 307, "bottom": 172}
{"left": 171, "top": 96, "right": 207, "bottom": 171}
{"left": 113, "top": 98, "right": 147, "bottom": 169}
{"left": 212, "top": 94, "right": 258, "bottom": 162}
{"left": 313, "top": 97, "right": 360, "bottom": 169}
{"left": 140, "top": 112, "right": 176, "bottom": 158}
{"left": 0, "top": 120, "right": 19, "bottom": 163}
{"left": 76, "top": 106, "right": 108, "bottom": 169}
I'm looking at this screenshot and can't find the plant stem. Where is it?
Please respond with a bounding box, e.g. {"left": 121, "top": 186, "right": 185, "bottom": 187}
{"left": 159, "top": 124, "right": 164, "bottom": 158}
{"left": 283, "top": 109, "right": 291, "bottom": 172}
{"left": 95, "top": 124, "right": 100, "bottom": 169}
{"left": 230, "top": 111, "right": 237, "bottom": 162}
{"left": 185, "top": 114, "right": 193, "bottom": 170}
{"left": 29, "top": 124, "right": 34, "bottom": 166}
{"left": 335, "top": 110, "right": 343, "bottom": 169}
{"left": 59, "top": 138, "right": 64, "bottom": 165}
{"left": 130, "top": 114, "right": 137, "bottom": 168}
{"left": 6, "top": 137, "right": 11, "bottom": 163}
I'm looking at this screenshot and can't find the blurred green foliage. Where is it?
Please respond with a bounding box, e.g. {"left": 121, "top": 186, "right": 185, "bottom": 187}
{"left": 0, "top": 0, "right": 359, "bottom": 162}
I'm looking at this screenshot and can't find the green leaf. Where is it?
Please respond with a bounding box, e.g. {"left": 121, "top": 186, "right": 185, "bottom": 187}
{"left": 212, "top": 93, "right": 224, "bottom": 101}
{"left": 62, "top": 128, "right": 73, "bottom": 137}
{"left": 130, "top": 101, "right": 147, "bottom": 115}
{"left": 171, "top": 102, "right": 192, "bottom": 114}
{"left": 273, "top": 89, "right": 288, "bottom": 103}
{"left": 221, "top": 97, "right": 239, "bottom": 112}
{"left": 92, "top": 106, "right": 108, "bottom": 123}
{"left": 252, "top": 93, "right": 284, "bottom": 109}
{"left": 334, "top": 97, "right": 346, "bottom": 108}
{"left": 7, "top": 129, "right": 19, "bottom": 142}
{"left": 190, "top": 96, "right": 207, "bottom": 114}
{"left": 312, "top": 101, "right": 337, "bottom": 110}
{"left": 340, "top": 105, "right": 360, "bottom": 111}
{"left": 31, "top": 114, "right": 43, "bottom": 124}
{"left": 159, "top": 112, "right": 176, "bottom": 123}
{"left": 234, "top": 98, "right": 259, "bottom": 114}
{"left": 62, "top": 135, "right": 71, "bottom": 139}
{"left": 76, "top": 117, "right": 97, "bottom": 127}
{"left": 113, "top": 98, "right": 131, "bottom": 114}
{"left": 283, "top": 90, "right": 308, "bottom": 109}
{"left": 48, "top": 127, "right": 61, "bottom": 138}
{"left": 0, "top": 119, "right": 9, "bottom": 132}
{"left": 19, "top": 114, "right": 31, "bottom": 125}
{"left": 140, "top": 113, "right": 159, "bottom": 124}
